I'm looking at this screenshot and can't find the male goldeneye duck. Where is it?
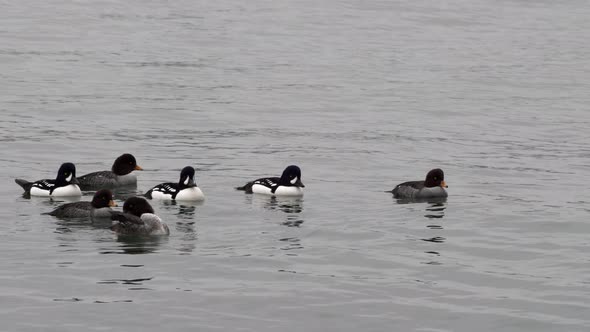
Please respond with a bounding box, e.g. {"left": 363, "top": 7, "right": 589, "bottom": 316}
{"left": 15, "top": 162, "right": 81, "bottom": 197}
{"left": 110, "top": 197, "right": 169, "bottom": 236}
{"left": 77, "top": 153, "right": 143, "bottom": 190}
{"left": 145, "top": 166, "right": 205, "bottom": 201}
{"left": 236, "top": 165, "right": 305, "bottom": 197}
{"left": 43, "top": 189, "right": 116, "bottom": 219}
{"left": 390, "top": 168, "right": 448, "bottom": 199}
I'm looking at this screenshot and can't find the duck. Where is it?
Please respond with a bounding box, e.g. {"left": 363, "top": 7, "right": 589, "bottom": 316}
{"left": 110, "top": 197, "right": 169, "bottom": 236}
{"left": 43, "top": 189, "right": 116, "bottom": 218}
{"left": 15, "top": 162, "right": 81, "bottom": 197}
{"left": 390, "top": 168, "right": 448, "bottom": 199}
{"left": 145, "top": 166, "right": 205, "bottom": 201}
{"left": 77, "top": 153, "right": 143, "bottom": 190}
{"left": 236, "top": 165, "right": 305, "bottom": 196}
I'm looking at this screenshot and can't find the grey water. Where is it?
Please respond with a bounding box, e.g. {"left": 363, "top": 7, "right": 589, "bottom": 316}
{"left": 1, "top": 0, "right": 590, "bottom": 331}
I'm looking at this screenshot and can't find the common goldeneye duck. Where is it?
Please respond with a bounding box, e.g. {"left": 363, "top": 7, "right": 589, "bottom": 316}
{"left": 236, "top": 165, "right": 305, "bottom": 197}
{"left": 390, "top": 168, "right": 448, "bottom": 199}
{"left": 15, "top": 162, "right": 81, "bottom": 197}
{"left": 110, "top": 197, "right": 169, "bottom": 236}
{"left": 145, "top": 166, "right": 205, "bottom": 201}
{"left": 43, "top": 189, "right": 116, "bottom": 218}
{"left": 78, "top": 153, "right": 143, "bottom": 190}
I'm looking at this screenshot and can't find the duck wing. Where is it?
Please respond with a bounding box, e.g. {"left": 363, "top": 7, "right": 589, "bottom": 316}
{"left": 392, "top": 180, "right": 425, "bottom": 198}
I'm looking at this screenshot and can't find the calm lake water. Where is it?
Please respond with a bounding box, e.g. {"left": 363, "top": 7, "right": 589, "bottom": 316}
{"left": 1, "top": 0, "right": 590, "bottom": 331}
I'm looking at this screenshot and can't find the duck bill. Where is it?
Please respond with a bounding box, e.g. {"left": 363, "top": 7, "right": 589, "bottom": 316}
{"left": 188, "top": 179, "right": 197, "bottom": 187}
{"left": 134, "top": 165, "right": 143, "bottom": 171}
{"left": 109, "top": 200, "right": 118, "bottom": 207}
{"left": 295, "top": 179, "right": 305, "bottom": 188}
{"left": 71, "top": 177, "right": 80, "bottom": 185}
{"left": 440, "top": 181, "right": 448, "bottom": 188}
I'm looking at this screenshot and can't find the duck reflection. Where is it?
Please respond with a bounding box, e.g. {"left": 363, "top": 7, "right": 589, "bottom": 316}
{"left": 248, "top": 196, "right": 305, "bottom": 227}
{"left": 174, "top": 216, "right": 197, "bottom": 254}
{"left": 394, "top": 197, "right": 447, "bottom": 220}
{"left": 52, "top": 212, "right": 113, "bottom": 242}
{"left": 158, "top": 200, "right": 202, "bottom": 219}
{"left": 424, "top": 201, "right": 447, "bottom": 220}
{"left": 266, "top": 197, "right": 303, "bottom": 213}
{"left": 158, "top": 200, "right": 199, "bottom": 254}
{"left": 423, "top": 200, "right": 447, "bottom": 265}
{"left": 394, "top": 196, "right": 447, "bottom": 205}
{"left": 279, "top": 237, "right": 303, "bottom": 251}
{"left": 393, "top": 197, "right": 448, "bottom": 265}
{"left": 112, "top": 235, "right": 169, "bottom": 255}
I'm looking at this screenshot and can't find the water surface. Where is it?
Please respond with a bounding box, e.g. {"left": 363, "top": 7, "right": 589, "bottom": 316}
{"left": 1, "top": 0, "right": 590, "bottom": 331}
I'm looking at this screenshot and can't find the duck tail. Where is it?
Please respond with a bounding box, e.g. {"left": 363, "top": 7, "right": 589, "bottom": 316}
{"left": 235, "top": 182, "right": 253, "bottom": 193}
{"left": 15, "top": 179, "right": 33, "bottom": 192}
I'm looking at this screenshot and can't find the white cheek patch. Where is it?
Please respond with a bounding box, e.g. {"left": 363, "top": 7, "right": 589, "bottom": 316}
{"left": 65, "top": 174, "right": 72, "bottom": 182}
{"left": 184, "top": 177, "right": 189, "bottom": 185}
{"left": 290, "top": 177, "right": 298, "bottom": 185}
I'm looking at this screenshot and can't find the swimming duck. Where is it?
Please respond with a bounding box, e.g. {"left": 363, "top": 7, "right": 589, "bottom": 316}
{"left": 77, "top": 153, "right": 143, "bottom": 190}
{"left": 15, "top": 162, "right": 81, "bottom": 197}
{"left": 43, "top": 189, "right": 116, "bottom": 218}
{"left": 390, "top": 168, "right": 448, "bottom": 199}
{"left": 236, "top": 165, "right": 305, "bottom": 196}
{"left": 145, "top": 166, "right": 204, "bottom": 201}
{"left": 110, "top": 197, "right": 169, "bottom": 236}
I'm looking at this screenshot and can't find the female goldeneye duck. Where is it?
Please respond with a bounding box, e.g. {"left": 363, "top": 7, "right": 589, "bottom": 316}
{"left": 15, "top": 162, "right": 81, "bottom": 197}
{"left": 145, "top": 166, "right": 205, "bottom": 201}
{"left": 390, "top": 168, "right": 448, "bottom": 199}
{"left": 77, "top": 153, "right": 143, "bottom": 190}
{"left": 110, "top": 197, "right": 169, "bottom": 236}
{"left": 43, "top": 189, "right": 116, "bottom": 218}
{"left": 236, "top": 165, "right": 305, "bottom": 197}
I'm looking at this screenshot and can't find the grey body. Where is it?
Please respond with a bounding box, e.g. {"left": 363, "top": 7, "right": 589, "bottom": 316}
{"left": 44, "top": 202, "right": 113, "bottom": 219}
{"left": 111, "top": 212, "right": 169, "bottom": 236}
{"left": 78, "top": 171, "right": 137, "bottom": 190}
{"left": 392, "top": 181, "right": 448, "bottom": 199}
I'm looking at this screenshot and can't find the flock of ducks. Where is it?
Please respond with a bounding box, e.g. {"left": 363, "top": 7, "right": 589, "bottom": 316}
{"left": 15, "top": 153, "right": 449, "bottom": 236}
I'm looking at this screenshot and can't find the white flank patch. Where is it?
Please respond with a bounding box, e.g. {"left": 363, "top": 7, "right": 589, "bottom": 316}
{"left": 252, "top": 184, "right": 303, "bottom": 197}
{"left": 175, "top": 187, "right": 205, "bottom": 201}
{"left": 50, "top": 185, "right": 82, "bottom": 197}
{"left": 274, "top": 186, "right": 304, "bottom": 197}
{"left": 150, "top": 191, "right": 173, "bottom": 200}
{"left": 251, "top": 184, "right": 273, "bottom": 195}
{"left": 30, "top": 187, "right": 51, "bottom": 197}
